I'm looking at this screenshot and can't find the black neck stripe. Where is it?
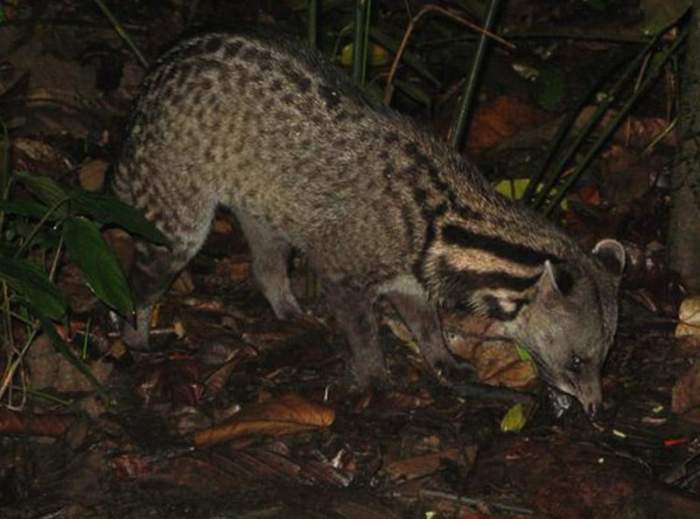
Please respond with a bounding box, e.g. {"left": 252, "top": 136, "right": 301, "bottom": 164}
{"left": 437, "top": 257, "right": 542, "bottom": 301}
{"left": 441, "top": 224, "right": 562, "bottom": 267}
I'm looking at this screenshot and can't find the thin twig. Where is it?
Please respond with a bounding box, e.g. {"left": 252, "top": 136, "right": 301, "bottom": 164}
{"left": 384, "top": 4, "right": 514, "bottom": 105}
{"left": 419, "top": 489, "right": 535, "bottom": 515}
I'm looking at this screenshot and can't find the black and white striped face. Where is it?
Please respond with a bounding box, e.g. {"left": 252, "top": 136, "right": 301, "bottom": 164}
{"left": 433, "top": 232, "right": 625, "bottom": 419}
{"left": 501, "top": 240, "right": 625, "bottom": 418}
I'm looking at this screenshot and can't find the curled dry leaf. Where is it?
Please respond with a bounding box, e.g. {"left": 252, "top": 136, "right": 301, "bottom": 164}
{"left": 443, "top": 313, "right": 537, "bottom": 390}
{"left": 384, "top": 309, "right": 536, "bottom": 389}
{"left": 676, "top": 297, "right": 700, "bottom": 338}
{"left": 194, "top": 393, "right": 335, "bottom": 447}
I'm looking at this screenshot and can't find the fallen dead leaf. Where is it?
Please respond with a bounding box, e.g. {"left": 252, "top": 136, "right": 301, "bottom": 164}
{"left": 172, "top": 270, "right": 195, "bottom": 295}
{"left": 676, "top": 296, "right": 700, "bottom": 338}
{"left": 384, "top": 448, "right": 463, "bottom": 482}
{"left": 466, "top": 96, "right": 550, "bottom": 154}
{"left": 576, "top": 106, "right": 677, "bottom": 149}
{"left": 13, "top": 137, "right": 71, "bottom": 174}
{"left": 78, "top": 159, "right": 109, "bottom": 191}
{"left": 443, "top": 314, "right": 537, "bottom": 390}
{"left": 671, "top": 364, "right": 700, "bottom": 420}
{"left": 601, "top": 145, "right": 654, "bottom": 206}
{"left": 136, "top": 355, "right": 205, "bottom": 407}
{"left": 215, "top": 255, "right": 252, "bottom": 283}
{"left": 212, "top": 215, "right": 234, "bottom": 234}
{"left": 0, "top": 408, "right": 75, "bottom": 437}
{"left": 194, "top": 393, "right": 335, "bottom": 446}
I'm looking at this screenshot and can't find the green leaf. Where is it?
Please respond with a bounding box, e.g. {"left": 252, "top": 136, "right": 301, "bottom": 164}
{"left": 63, "top": 216, "right": 133, "bottom": 316}
{"left": 393, "top": 79, "right": 433, "bottom": 110}
{"left": 641, "top": 0, "right": 691, "bottom": 35}
{"left": 515, "top": 344, "right": 532, "bottom": 361}
{"left": 586, "top": 0, "right": 608, "bottom": 12}
{"left": 500, "top": 403, "right": 528, "bottom": 433}
{"left": 71, "top": 192, "right": 169, "bottom": 245}
{"left": 494, "top": 179, "right": 569, "bottom": 210}
{"left": 535, "top": 67, "right": 565, "bottom": 112}
{"left": 0, "top": 200, "right": 52, "bottom": 219}
{"left": 14, "top": 172, "right": 70, "bottom": 217}
{"left": 0, "top": 255, "right": 66, "bottom": 319}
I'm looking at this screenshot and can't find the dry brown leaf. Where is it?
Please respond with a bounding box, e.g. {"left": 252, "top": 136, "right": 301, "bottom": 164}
{"left": 204, "top": 349, "right": 256, "bottom": 396}
{"left": 194, "top": 393, "right": 335, "bottom": 446}
{"left": 443, "top": 314, "right": 537, "bottom": 390}
{"left": 0, "top": 408, "right": 75, "bottom": 437}
{"left": 671, "top": 364, "right": 700, "bottom": 417}
{"left": 172, "top": 270, "right": 195, "bottom": 295}
{"left": 78, "top": 159, "right": 109, "bottom": 191}
{"left": 601, "top": 145, "right": 653, "bottom": 205}
{"left": 212, "top": 216, "right": 234, "bottom": 234}
{"left": 372, "top": 390, "right": 434, "bottom": 412}
{"left": 576, "top": 107, "right": 677, "bottom": 149}
{"left": 384, "top": 448, "right": 462, "bottom": 482}
{"left": 215, "top": 255, "right": 251, "bottom": 283}
{"left": 12, "top": 137, "right": 69, "bottom": 173}
{"left": 466, "top": 96, "right": 549, "bottom": 154}
{"left": 137, "top": 355, "right": 205, "bottom": 407}
{"left": 676, "top": 297, "right": 700, "bottom": 338}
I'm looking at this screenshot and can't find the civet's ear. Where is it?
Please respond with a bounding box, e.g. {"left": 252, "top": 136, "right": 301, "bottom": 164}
{"left": 592, "top": 239, "right": 625, "bottom": 277}
{"left": 534, "top": 260, "right": 568, "bottom": 305}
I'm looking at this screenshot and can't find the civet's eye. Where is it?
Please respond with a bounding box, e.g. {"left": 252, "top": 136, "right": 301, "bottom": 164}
{"left": 568, "top": 355, "right": 583, "bottom": 374}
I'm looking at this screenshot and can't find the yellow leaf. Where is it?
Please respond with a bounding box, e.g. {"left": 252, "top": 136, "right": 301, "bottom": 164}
{"left": 494, "top": 179, "right": 569, "bottom": 210}
{"left": 339, "top": 43, "right": 390, "bottom": 67}
{"left": 501, "top": 403, "right": 527, "bottom": 432}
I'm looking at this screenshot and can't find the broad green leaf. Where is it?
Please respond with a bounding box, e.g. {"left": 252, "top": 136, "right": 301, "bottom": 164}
{"left": 586, "top": 0, "right": 608, "bottom": 11}
{"left": 71, "top": 192, "right": 168, "bottom": 245}
{"left": 501, "top": 403, "right": 527, "bottom": 432}
{"left": 63, "top": 216, "right": 133, "bottom": 316}
{"left": 641, "top": 0, "right": 691, "bottom": 35}
{"left": 393, "top": 79, "right": 433, "bottom": 110}
{"left": 535, "top": 67, "right": 565, "bottom": 112}
{"left": 0, "top": 255, "right": 66, "bottom": 319}
{"left": 0, "top": 200, "right": 52, "bottom": 219}
{"left": 14, "top": 172, "right": 70, "bottom": 217}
